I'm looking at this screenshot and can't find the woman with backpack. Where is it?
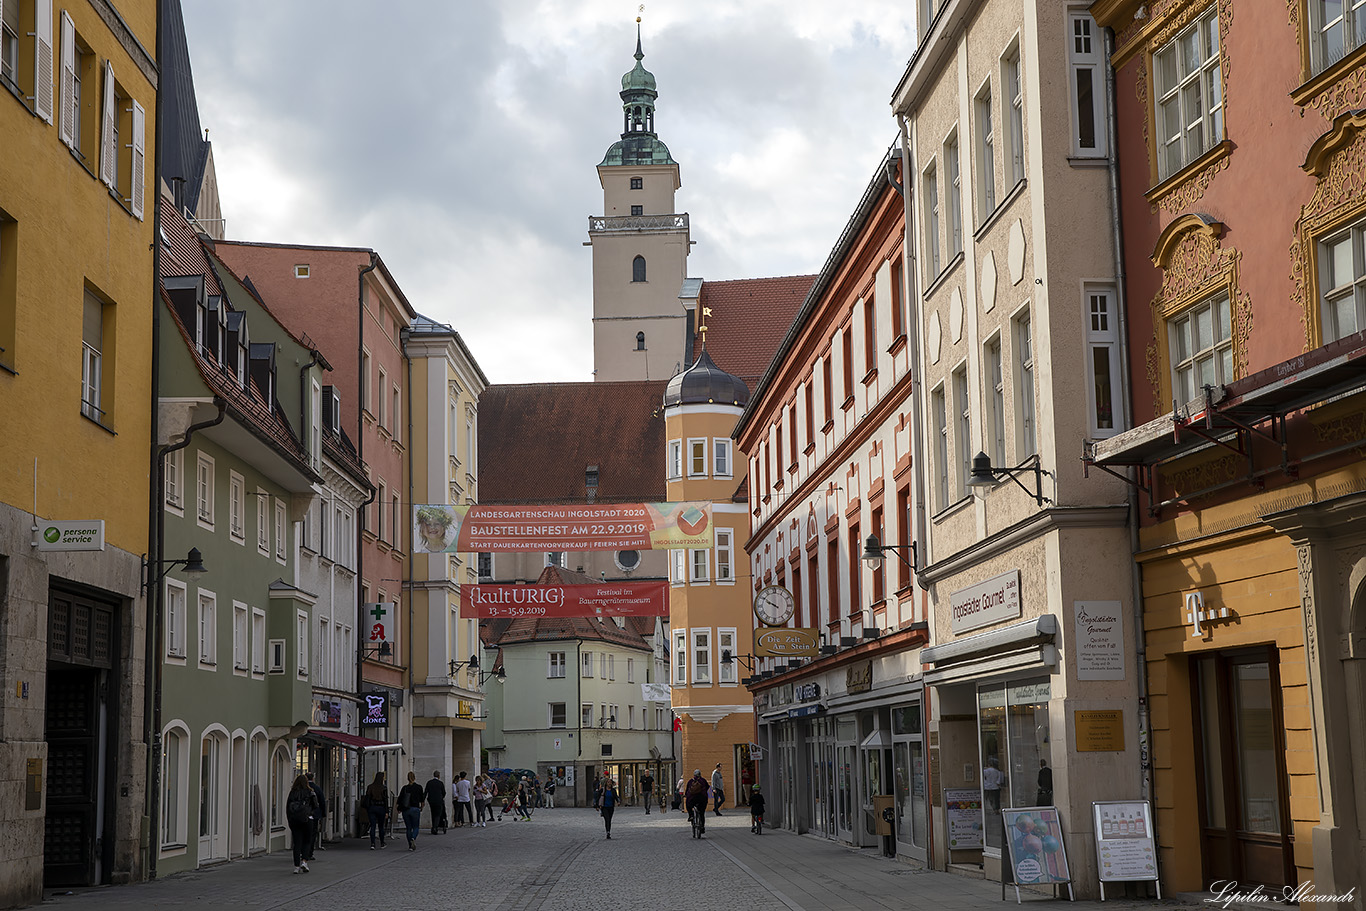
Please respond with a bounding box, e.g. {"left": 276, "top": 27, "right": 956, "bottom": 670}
{"left": 398, "top": 771, "right": 425, "bottom": 850}
{"left": 365, "top": 771, "right": 390, "bottom": 849}
{"left": 285, "top": 774, "right": 318, "bottom": 874}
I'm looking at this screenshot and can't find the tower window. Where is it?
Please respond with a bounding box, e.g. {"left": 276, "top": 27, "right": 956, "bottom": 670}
{"left": 631, "top": 205, "right": 643, "bottom": 216}
{"left": 630, "top": 177, "right": 643, "bottom": 190}
{"left": 632, "top": 256, "right": 647, "bottom": 283}
{"left": 636, "top": 331, "right": 646, "bottom": 350}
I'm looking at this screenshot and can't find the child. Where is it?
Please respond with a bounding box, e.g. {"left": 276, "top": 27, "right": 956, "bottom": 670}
{"left": 749, "top": 784, "right": 766, "bottom": 833}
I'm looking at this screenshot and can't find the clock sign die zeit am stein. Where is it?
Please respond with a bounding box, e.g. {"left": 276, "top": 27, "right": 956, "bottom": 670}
{"left": 754, "top": 585, "right": 795, "bottom": 626}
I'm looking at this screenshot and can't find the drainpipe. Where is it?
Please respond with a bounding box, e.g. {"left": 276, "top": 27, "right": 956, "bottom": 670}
{"left": 146, "top": 397, "right": 225, "bottom": 880}
{"left": 355, "top": 253, "right": 379, "bottom": 758}
{"left": 1102, "top": 27, "right": 1151, "bottom": 806}
{"left": 576, "top": 640, "right": 583, "bottom": 803}
{"left": 895, "top": 113, "right": 931, "bottom": 592}
{"left": 403, "top": 327, "right": 414, "bottom": 702}
{"left": 143, "top": 0, "right": 164, "bottom": 877}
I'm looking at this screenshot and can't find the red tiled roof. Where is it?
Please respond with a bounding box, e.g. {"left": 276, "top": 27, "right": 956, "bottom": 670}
{"left": 478, "top": 381, "right": 668, "bottom": 504}
{"left": 696, "top": 275, "right": 816, "bottom": 388}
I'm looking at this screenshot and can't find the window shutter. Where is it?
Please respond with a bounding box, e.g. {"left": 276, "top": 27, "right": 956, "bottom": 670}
{"left": 100, "top": 60, "right": 115, "bottom": 187}
{"left": 131, "top": 99, "right": 145, "bottom": 218}
{"left": 58, "top": 10, "right": 74, "bottom": 146}
{"left": 34, "top": 0, "right": 54, "bottom": 123}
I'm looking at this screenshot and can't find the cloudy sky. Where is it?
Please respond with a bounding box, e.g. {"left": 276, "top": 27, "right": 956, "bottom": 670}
{"left": 180, "top": 1, "right": 919, "bottom": 384}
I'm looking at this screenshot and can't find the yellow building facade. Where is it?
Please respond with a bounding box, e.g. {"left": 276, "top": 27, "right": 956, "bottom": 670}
{"left": 663, "top": 350, "right": 758, "bottom": 803}
{"left": 0, "top": 0, "right": 157, "bottom": 902}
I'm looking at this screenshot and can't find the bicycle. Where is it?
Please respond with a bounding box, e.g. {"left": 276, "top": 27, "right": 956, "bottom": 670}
{"left": 688, "top": 805, "right": 704, "bottom": 838}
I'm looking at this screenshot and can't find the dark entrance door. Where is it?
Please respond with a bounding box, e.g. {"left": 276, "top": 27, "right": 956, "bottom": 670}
{"left": 1193, "top": 648, "right": 1296, "bottom": 890}
{"left": 44, "top": 588, "right": 118, "bottom": 888}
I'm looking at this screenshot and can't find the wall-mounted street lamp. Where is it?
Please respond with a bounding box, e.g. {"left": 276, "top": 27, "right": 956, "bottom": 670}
{"left": 450, "top": 653, "right": 506, "bottom": 685}
{"left": 720, "top": 650, "right": 758, "bottom": 674}
{"left": 141, "top": 547, "right": 207, "bottom": 594}
{"left": 966, "top": 451, "right": 1053, "bottom": 506}
{"left": 365, "top": 641, "right": 393, "bottom": 659}
{"left": 861, "top": 534, "right": 914, "bottom": 573}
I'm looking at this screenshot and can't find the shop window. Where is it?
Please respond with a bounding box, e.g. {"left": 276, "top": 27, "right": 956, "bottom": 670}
{"left": 978, "top": 678, "right": 1050, "bottom": 852}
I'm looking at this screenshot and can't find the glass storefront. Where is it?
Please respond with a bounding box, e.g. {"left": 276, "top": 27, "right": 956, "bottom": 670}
{"left": 977, "top": 677, "right": 1050, "bottom": 851}
{"left": 892, "top": 702, "right": 926, "bottom": 850}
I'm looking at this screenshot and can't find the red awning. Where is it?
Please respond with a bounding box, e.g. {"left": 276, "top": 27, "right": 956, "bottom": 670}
{"left": 306, "top": 729, "right": 403, "bottom": 753}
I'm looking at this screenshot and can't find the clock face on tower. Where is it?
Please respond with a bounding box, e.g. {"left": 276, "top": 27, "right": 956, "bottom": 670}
{"left": 754, "top": 585, "right": 796, "bottom": 627}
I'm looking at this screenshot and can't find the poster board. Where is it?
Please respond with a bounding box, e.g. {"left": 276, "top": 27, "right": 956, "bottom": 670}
{"left": 1092, "top": 801, "right": 1160, "bottom": 899}
{"left": 1001, "top": 806, "right": 1073, "bottom": 903}
{"left": 944, "top": 788, "right": 983, "bottom": 849}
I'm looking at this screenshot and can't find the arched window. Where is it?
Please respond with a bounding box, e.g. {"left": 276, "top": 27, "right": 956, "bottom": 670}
{"left": 632, "top": 256, "right": 646, "bottom": 283}
{"left": 636, "top": 331, "right": 646, "bottom": 350}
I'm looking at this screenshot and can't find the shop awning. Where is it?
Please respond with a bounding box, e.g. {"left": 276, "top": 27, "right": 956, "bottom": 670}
{"left": 920, "top": 614, "right": 1057, "bottom": 670}
{"left": 305, "top": 729, "right": 404, "bottom": 753}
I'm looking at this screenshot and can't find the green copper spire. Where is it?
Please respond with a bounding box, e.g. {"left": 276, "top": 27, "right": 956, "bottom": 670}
{"left": 600, "top": 21, "right": 676, "bottom": 167}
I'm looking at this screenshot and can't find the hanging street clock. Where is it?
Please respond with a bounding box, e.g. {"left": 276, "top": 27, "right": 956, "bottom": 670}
{"left": 753, "top": 585, "right": 796, "bottom": 627}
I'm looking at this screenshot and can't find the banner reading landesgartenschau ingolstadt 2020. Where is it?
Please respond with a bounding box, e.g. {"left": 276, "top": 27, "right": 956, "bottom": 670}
{"left": 411, "top": 502, "right": 712, "bottom": 554}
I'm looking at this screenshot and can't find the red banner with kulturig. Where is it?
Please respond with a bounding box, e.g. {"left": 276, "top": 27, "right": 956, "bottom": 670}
{"left": 458, "top": 581, "right": 669, "bottom": 619}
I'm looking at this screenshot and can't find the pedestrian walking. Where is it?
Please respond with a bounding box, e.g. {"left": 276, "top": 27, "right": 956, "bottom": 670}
{"left": 640, "top": 771, "right": 654, "bottom": 814}
{"left": 398, "top": 771, "right": 425, "bottom": 851}
{"left": 544, "top": 775, "right": 556, "bottom": 809}
{"left": 600, "top": 777, "right": 619, "bottom": 839}
{"left": 473, "top": 774, "right": 491, "bottom": 826}
{"left": 365, "top": 772, "right": 390, "bottom": 849}
{"left": 305, "top": 771, "right": 327, "bottom": 857}
{"left": 750, "top": 784, "right": 767, "bottom": 833}
{"left": 424, "top": 771, "right": 447, "bottom": 834}
{"left": 285, "top": 774, "right": 318, "bottom": 874}
{"left": 514, "top": 776, "right": 533, "bottom": 820}
{"left": 454, "top": 771, "right": 473, "bottom": 827}
{"left": 711, "top": 763, "right": 726, "bottom": 816}
{"left": 592, "top": 774, "right": 602, "bottom": 810}
{"left": 672, "top": 776, "right": 684, "bottom": 812}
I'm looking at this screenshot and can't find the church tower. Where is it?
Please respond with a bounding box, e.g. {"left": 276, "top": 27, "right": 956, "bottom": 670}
{"left": 589, "top": 24, "right": 690, "bottom": 382}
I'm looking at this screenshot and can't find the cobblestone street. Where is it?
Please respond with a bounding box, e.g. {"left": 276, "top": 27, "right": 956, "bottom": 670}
{"left": 43, "top": 808, "right": 1203, "bottom": 911}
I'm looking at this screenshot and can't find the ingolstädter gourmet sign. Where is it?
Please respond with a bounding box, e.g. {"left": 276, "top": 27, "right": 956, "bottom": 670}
{"left": 950, "top": 570, "right": 1021, "bottom": 634}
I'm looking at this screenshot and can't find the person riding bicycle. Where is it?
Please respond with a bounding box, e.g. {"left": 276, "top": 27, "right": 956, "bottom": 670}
{"left": 749, "top": 784, "right": 766, "bottom": 833}
{"left": 683, "top": 769, "right": 710, "bottom": 834}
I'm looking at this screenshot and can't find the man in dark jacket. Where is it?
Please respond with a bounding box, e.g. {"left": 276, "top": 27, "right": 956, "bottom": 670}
{"left": 305, "top": 772, "right": 327, "bottom": 859}
{"left": 425, "top": 771, "right": 447, "bottom": 834}
{"left": 683, "top": 769, "right": 709, "bottom": 834}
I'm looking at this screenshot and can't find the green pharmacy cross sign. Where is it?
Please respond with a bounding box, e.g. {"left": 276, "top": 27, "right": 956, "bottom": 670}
{"left": 365, "top": 602, "right": 392, "bottom": 643}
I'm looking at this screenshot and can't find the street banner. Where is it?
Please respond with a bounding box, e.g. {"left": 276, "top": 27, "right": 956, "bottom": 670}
{"left": 459, "top": 580, "right": 669, "bottom": 619}
{"left": 413, "top": 502, "right": 713, "bottom": 553}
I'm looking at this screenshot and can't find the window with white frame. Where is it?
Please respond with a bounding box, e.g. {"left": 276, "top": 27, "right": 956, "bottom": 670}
{"left": 377, "top": 367, "right": 388, "bottom": 429}
{"left": 667, "top": 440, "right": 682, "bottom": 479}
{"left": 165, "top": 579, "right": 187, "bottom": 659}
{"left": 953, "top": 366, "right": 972, "bottom": 500}
{"left": 628, "top": 705, "right": 635, "bottom": 728}
{"left": 627, "top": 657, "right": 635, "bottom": 683}
{"left": 269, "top": 638, "right": 285, "bottom": 674}
{"left": 251, "top": 608, "right": 265, "bottom": 675}
{"left": 197, "top": 590, "right": 217, "bottom": 666}
{"left": 715, "top": 529, "right": 734, "bottom": 582}
{"left": 713, "top": 438, "right": 733, "bottom": 477}
{"left": 945, "top": 130, "right": 963, "bottom": 257}
{"left": 1154, "top": 6, "right": 1223, "bottom": 181}
{"left": 1319, "top": 218, "right": 1366, "bottom": 343}
{"left": 80, "top": 292, "right": 105, "bottom": 424}
{"left": 1169, "top": 293, "right": 1232, "bottom": 408}
{"left": 1015, "top": 310, "right": 1037, "bottom": 457}
{"left": 392, "top": 386, "right": 401, "bottom": 444}
{"left": 599, "top": 703, "right": 607, "bottom": 726}
{"left": 671, "top": 549, "right": 686, "bottom": 584}
{"left": 228, "top": 473, "right": 245, "bottom": 541}
{"left": 932, "top": 385, "right": 949, "bottom": 509}
{"left": 608, "top": 654, "right": 616, "bottom": 680}
{"left": 688, "top": 438, "right": 707, "bottom": 476}
{"left": 975, "top": 84, "right": 997, "bottom": 219}
{"left": 986, "top": 336, "right": 1006, "bottom": 464}
{"left": 1004, "top": 45, "right": 1024, "bottom": 185}
{"left": 581, "top": 703, "right": 593, "bottom": 727}
{"left": 718, "top": 628, "right": 738, "bottom": 684}
{"left": 609, "top": 704, "right": 619, "bottom": 728}
{"left": 296, "top": 611, "right": 308, "bottom": 678}
{"left": 1310, "top": 0, "right": 1366, "bottom": 74}
{"left": 1086, "top": 286, "right": 1122, "bottom": 435}
{"left": 232, "top": 603, "right": 248, "bottom": 672}
{"left": 161, "top": 725, "right": 188, "bottom": 848}
{"left": 275, "top": 500, "right": 286, "bottom": 561}
{"left": 691, "top": 629, "right": 712, "bottom": 684}
{"left": 923, "top": 160, "right": 941, "bottom": 278}
{"left": 581, "top": 650, "right": 594, "bottom": 677}
{"left": 256, "top": 489, "right": 270, "bottom": 555}
{"left": 600, "top": 653, "right": 608, "bottom": 678}
{"left": 548, "top": 651, "right": 566, "bottom": 678}
{"left": 690, "top": 548, "right": 710, "bottom": 583}
{"left": 270, "top": 746, "right": 289, "bottom": 829}
{"left": 549, "top": 703, "right": 567, "bottom": 728}
{"left": 164, "top": 449, "right": 184, "bottom": 511}
{"left": 673, "top": 629, "right": 687, "bottom": 684}
{"left": 1069, "top": 12, "right": 1106, "bottom": 156}
{"left": 196, "top": 453, "right": 215, "bottom": 526}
